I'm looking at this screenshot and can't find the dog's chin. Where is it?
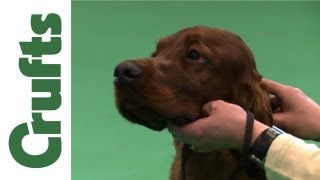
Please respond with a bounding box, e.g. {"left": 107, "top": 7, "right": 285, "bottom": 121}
{"left": 134, "top": 118, "right": 167, "bottom": 132}
{"left": 117, "top": 102, "right": 197, "bottom": 131}
{"left": 118, "top": 104, "right": 168, "bottom": 131}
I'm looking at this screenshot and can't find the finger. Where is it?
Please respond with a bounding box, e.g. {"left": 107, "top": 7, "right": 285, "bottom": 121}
{"left": 189, "top": 145, "right": 197, "bottom": 151}
{"left": 167, "top": 125, "right": 194, "bottom": 144}
{"left": 273, "top": 107, "right": 283, "bottom": 113}
{"left": 261, "top": 79, "right": 287, "bottom": 98}
{"left": 270, "top": 95, "right": 281, "bottom": 112}
{"left": 190, "top": 145, "right": 211, "bottom": 153}
{"left": 202, "top": 102, "right": 214, "bottom": 116}
{"left": 167, "top": 123, "right": 184, "bottom": 136}
{"left": 168, "top": 119, "right": 206, "bottom": 139}
{"left": 202, "top": 100, "right": 222, "bottom": 115}
{"left": 180, "top": 118, "right": 207, "bottom": 137}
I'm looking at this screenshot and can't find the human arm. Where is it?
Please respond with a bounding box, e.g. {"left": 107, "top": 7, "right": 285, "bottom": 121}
{"left": 265, "top": 133, "right": 320, "bottom": 179}
{"left": 168, "top": 99, "right": 320, "bottom": 179}
{"left": 168, "top": 100, "right": 268, "bottom": 152}
{"left": 168, "top": 79, "right": 320, "bottom": 150}
{"left": 168, "top": 77, "right": 320, "bottom": 179}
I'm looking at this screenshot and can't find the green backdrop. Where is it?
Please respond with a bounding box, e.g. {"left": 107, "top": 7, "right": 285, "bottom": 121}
{"left": 72, "top": 1, "right": 320, "bottom": 180}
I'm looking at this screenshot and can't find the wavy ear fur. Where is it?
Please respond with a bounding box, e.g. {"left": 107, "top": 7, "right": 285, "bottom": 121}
{"left": 233, "top": 80, "right": 273, "bottom": 126}
{"left": 230, "top": 36, "right": 273, "bottom": 126}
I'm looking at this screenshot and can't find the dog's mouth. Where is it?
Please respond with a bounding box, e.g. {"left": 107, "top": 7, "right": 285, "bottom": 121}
{"left": 114, "top": 73, "right": 200, "bottom": 131}
{"left": 119, "top": 102, "right": 168, "bottom": 131}
{"left": 118, "top": 101, "right": 197, "bottom": 131}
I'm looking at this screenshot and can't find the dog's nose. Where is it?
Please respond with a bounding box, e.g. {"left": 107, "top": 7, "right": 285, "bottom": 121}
{"left": 114, "top": 62, "right": 142, "bottom": 85}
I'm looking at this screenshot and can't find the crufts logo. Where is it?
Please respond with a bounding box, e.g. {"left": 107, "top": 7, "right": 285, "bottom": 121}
{"left": 9, "top": 13, "right": 62, "bottom": 168}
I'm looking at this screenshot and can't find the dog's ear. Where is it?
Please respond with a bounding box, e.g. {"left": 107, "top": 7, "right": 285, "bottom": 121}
{"left": 229, "top": 35, "right": 273, "bottom": 125}
{"left": 233, "top": 79, "right": 273, "bottom": 126}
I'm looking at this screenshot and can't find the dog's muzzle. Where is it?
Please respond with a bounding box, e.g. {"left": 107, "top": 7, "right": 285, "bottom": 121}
{"left": 114, "top": 62, "right": 142, "bottom": 85}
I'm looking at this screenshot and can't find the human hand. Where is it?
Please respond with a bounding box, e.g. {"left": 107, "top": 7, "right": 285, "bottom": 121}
{"left": 262, "top": 79, "right": 320, "bottom": 141}
{"left": 168, "top": 100, "right": 268, "bottom": 152}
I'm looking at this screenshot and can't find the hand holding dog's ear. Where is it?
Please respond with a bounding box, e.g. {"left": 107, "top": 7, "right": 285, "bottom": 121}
{"left": 262, "top": 79, "right": 320, "bottom": 141}
{"left": 168, "top": 100, "right": 268, "bottom": 152}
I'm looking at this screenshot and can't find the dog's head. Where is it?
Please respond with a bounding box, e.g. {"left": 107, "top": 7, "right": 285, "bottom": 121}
{"left": 114, "top": 26, "right": 272, "bottom": 131}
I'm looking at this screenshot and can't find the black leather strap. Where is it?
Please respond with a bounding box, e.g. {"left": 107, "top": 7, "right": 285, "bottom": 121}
{"left": 242, "top": 111, "right": 254, "bottom": 167}
{"left": 181, "top": 144, "right": 190, "bottom": 180}
{"left": 249, "top": 126, "right": 283, "bottom": 168}
{"left": 242, "top": 111, "right": 260, "bottom": 177}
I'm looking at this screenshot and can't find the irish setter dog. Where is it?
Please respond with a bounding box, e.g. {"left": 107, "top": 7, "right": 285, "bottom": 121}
{"left": 114, "top": 26, "right": 273, "bottom": 180}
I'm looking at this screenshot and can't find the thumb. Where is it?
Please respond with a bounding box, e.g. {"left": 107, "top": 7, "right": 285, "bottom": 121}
{"left": 262, "top": 79, "right": 286, "bottom": 98}
{"left": 202, "top": 100, "right": 225, "bottom": 116}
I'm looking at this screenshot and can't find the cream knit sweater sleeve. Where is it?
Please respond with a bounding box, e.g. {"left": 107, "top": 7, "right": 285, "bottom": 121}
{"left": 265, "top": 133, "right": 320, "bottom": 180}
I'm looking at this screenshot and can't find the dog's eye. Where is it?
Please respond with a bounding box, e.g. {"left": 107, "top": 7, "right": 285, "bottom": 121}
{"left": 185, "top": 50, "right": 206, "bottom": 63}
{"left": 186, "top": 50, "right": 201, "bottom": 61}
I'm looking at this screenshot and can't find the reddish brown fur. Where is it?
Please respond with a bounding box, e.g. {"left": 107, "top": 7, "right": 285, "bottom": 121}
{"left": 114, "top": 26, "right": 273, "bottom": 179}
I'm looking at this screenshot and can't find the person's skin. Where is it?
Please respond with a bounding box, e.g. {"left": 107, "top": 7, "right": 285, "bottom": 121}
{"left": 168, "top": 79, "right": 320, "bottom": 152}
{"left": 168, "top": 100, "right": 268, "bottom": 152}
{"left": 263, "top": 79, "right": 320, "bottom": 141}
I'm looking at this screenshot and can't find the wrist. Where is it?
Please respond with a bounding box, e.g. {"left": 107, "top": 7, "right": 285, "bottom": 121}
{"left": 249, "top": 125, "right": 284, "bottom": 168}
{"left": 237, "top": 120, "right": 268, "bottom": 150}
{"left": 251, "top": 121, "right": 269, "bottom": 146}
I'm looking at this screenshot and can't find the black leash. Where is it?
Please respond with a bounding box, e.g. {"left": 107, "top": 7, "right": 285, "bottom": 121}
{"left": 181, "top": 144, "right": 190, "bottom": 180}
{"left": 226, "top": 111, "right": 257, "bottom": 179}
{"left": 242, "top": 111, "right": 258, "bottom": 177}
{"left": 242, "top": 111, "right": 254, "bottom": 167}
{"left": 180, "top": 111, "right": 256, "bottom": 180}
